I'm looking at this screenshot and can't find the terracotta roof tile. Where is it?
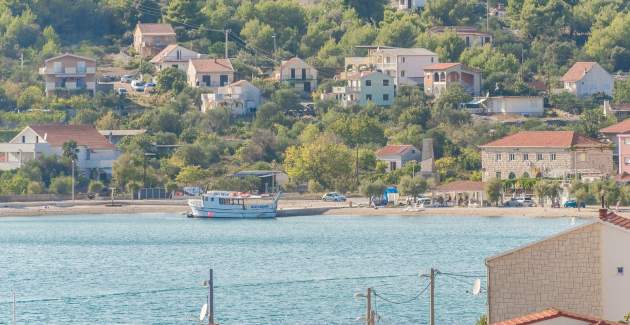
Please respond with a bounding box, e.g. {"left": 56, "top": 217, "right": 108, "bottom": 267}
{"left": 189, "top": 58, "right": 233, "bottom": 73}
{"left": 424, "top": 63, "right": 461, "bottom": 70}
{"left": 600, "top": 119, "right": 630, "bottom": 134}
{"left": 600, "top": 210, "right": 630, "bottom": 231}
{"left": 560, "top": 62, "right": 596, "bottom": 82}
{"left": 137, "top": 23, "right": 175, "bottom": 35}
{"left": 376, "top": 145, "right": 417, "bottom": 156}
{"left": 492, "top": 308, "right": 624, "bottom": 325}
{"left": 480, "top": 131, "right": 604, "bottom": 148}
{"left": 29, "top": 124, "right": 114, "bottom": 150}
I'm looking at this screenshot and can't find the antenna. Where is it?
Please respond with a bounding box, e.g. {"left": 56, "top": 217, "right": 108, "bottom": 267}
{"left": 472, "top": 278, "right": 481, "bottom": 296}
{"left": 199, "top": 304, "right": 208, "bottom": 322}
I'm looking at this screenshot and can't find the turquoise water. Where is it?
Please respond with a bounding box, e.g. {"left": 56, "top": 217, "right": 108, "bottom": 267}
{"left": 0, "top": 214, "right": 586, "bottom": 324}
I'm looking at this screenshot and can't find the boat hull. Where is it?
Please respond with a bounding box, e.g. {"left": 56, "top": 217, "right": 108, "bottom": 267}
{"left": 189, "top": 205, "right": 277, "bottom": 219}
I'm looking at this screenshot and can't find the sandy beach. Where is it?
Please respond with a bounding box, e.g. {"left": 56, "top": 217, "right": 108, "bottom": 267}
{"left": 0, "top": 198, "right": 610, "bottom": 218}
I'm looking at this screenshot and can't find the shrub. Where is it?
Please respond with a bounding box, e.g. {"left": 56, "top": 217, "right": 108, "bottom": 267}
{"left": 88, "top": 180, "right": 104, "bottom": 194}
{"left": 49, "top": 176, "right": 73, "bottom": 194}
{"left": 27, "top": 181, "right": 44, "bottom": 194}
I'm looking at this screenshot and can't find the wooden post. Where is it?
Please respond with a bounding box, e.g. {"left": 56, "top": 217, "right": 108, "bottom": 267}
{"left": 366, "top": 287, "right": 373, "bottom": 325}
{"left": 430, "top": 268, "right": 435, "bottom": 325}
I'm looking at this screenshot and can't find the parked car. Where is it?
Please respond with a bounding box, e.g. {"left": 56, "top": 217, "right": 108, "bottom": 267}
{"left": 100, "top": 74, "right": 117, "bottom": 82}
{"left": 503, "top": 198, "right": 523, "bottom": 207}
{"left": 144, "top": 82, "right": 156, "bottom": 93}
{"left": 322, "top": 192, "right": 346, "bottom": 202}
{"left": 117, "top": 88, "right": 127, "bottom": 96}
{"left": 413, "top": 197, "right": 432, "bottom": 206}
{"left": 131, "top": 80, "right": 145, "bottom": 92}
{"left": 120, "top": 75, "right": 134, "bottom": 83}
{"left": 516, "top": 196, "right": 536, "bottom": 207}
{"left": 563, "top": 200, "right": 586, "bottom": 208}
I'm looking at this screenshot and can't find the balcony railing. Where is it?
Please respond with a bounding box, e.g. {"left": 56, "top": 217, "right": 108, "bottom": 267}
{"left": 39, "top": 66, "right": 95, "bottom": 75}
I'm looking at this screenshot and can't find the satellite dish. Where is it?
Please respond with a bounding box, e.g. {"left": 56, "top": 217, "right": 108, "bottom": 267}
{"left": 472, "top": 278, "right": 481, "bottom": 296}
{"left": 199, "top": 304, "right": 208, "bottom": 321}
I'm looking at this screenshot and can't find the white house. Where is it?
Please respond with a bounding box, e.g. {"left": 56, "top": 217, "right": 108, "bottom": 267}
{"left": 150, "top": 44, "right": 206, "bottom": 72}
{"left": 368, "top": 47, "right": 438, "bottom": 86}
{"left": 486, "top": 209, "right": 630, "bottom": 323}
{"left": 390, "top": 0, "right": 425, "bottom": 10}
{"left": 275, "top": 57, "right": 318, "bottom": 93}
{"left": 467, "top": 96, "right": 544, "bottom": 116}
{"left": 201, "top": 80, "right": 262, "bottom": 115}
{"left": 375, "top": 145, "right": 421, "bottom": 172}
{"left": 329, "top": 71, "right": 395, "bottom": 107}
{"left": 0, "top": 124, "right": 119, "bottom": 177}
{"left": 187, "top": 58, "right": 234, "bottom": 88}
{"left": 560, "top": 62, "right": 613, "bottom": 98}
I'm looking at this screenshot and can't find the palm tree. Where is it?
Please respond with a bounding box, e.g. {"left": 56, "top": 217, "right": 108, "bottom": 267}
{"left": 62, "top": 140, "right": 78, "bottom": 161}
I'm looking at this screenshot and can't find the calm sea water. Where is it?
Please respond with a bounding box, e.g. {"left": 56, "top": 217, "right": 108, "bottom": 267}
{"left": 0, "top": 214, "right": 586, "bottom": 325}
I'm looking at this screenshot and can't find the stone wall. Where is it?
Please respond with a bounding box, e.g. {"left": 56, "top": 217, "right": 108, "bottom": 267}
{"left": 487, "top": 223, "right": 602, "bottom": 323}
{"left": 481, "top": 148, "right": 571, "bottom": 181}
{"left": 574, "top": 147, "right": 613, "bottom": 176}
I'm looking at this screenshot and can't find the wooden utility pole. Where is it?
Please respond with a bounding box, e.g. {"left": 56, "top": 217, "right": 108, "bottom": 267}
{"left": 208, "top": 268, "right": 214, "bottom": 325}
{"left": 224, "top": 29, "right": 231, "bottom": 59}
{"left": 429, "top": 268, "right": 436, "bottom": 325}
{"left": 366, "top": 287, "right": 373, "bottom": 325}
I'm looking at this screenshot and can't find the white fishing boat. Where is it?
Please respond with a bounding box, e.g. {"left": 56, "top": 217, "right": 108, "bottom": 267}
{"left": 187, "top": 191, "right": 281, "bottom": 218}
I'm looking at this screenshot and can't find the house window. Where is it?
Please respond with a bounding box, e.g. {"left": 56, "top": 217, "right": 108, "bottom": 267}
{"left": 537, "top": 153, "right": 543, "bottom": 160}
{"left": 386, "top": 56, "right": 391, "bottom": 64}
{"left": 366, "top": 94, "right": 373, "bottom": 101}
{"left": 431, "top": 57, "right": 434, "bottom": 63}
{"left": 366, "top": 80, "right": 372, "bottom": 87}
{"left": 577, "top": 152, "right": 586, "bottom": 162}
{"left": 402, "top": 57, "right": 406, "bottom": 63}
{"left": 383, "top": 94, "right": 389, "bottom": 101}
{"left": 35, "top": 136, "right": 38, "bottom": 143}
{"left": 390, "top": 161, "right": 397, "bottom": 170}
{"left": 53, "top": 62, "right": 62, "bottom": 73}
{"left": 22, "top": 136, "right": 26, "bottom": 143}
{"left": 202, "top": 75, "right": 211, "bottom": 86}
{"left": 77, "top": 61, "right": 86, "bottom": 73}
{"left": 495, "top": 153, "right": 501, "bottom": 161}
{"left": 495, "top": 171, "right": 501, "bottom": 179}
{"left": 523, "top": 153, "right": 528, "bottom": 161}
{"left": 625, "top": 137, "right": 630, "bottom": 145}
{"left": 290, "top": 68, "right": 296, "bottom": 79}
{"left": 383, "top": 79, "right": 389, "bottom": 86}
{"left": 550, "top": 153, "right": 556, "bottom": 161}
{"left": 301, "top": 69, "right": 307, "bottom": 80}
{"left": 509, "top": 153, "right": 515, "bottom": 161}
{"left": 400, "top": 70, "right": 406, "bottom": 77}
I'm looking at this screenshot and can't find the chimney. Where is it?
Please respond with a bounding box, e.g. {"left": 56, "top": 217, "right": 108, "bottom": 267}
{"left": 599, "top": 208, "right": 608, "bottom": 220}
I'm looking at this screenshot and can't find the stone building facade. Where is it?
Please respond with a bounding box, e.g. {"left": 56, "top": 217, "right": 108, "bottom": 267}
{"left": 480, "top": 131, "right": 613, "bottom": 182}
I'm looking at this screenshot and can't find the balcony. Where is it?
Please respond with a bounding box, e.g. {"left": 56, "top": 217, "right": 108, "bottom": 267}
{"left": 39, "top": 66, "right": 95, "bottom": 76}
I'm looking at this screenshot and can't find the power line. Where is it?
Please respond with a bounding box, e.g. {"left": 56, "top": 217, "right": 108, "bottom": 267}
{"left": 373, "top": 281, "right": 430, "bottom": 305}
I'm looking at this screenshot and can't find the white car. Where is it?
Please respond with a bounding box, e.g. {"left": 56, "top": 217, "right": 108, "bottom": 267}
{"left": 131, "top": 80, "right": 145, "bottom": 92}
{"left": 322, "top": 192, "right": 346, "bottom": 202}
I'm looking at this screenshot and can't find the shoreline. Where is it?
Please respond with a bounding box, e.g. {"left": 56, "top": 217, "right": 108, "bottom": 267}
{"left": 0, "top": 199, "right": 606, "bottom": 218}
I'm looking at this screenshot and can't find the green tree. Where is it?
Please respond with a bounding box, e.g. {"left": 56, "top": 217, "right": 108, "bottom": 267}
{"left": 240, "top": 19, "right": 275, "bottom": 53}
{"left": 399, "top": 176, "right": 428, "bottom": 202}
{"left": 62, "top": 140, "right": 78, "bottom": 161}
{"left": 156, "top": 67, "right": 187, "bottom": 93}
{"left": 88, "top": 180, "right": 104, "bottom": 194}
{"left": 176, "top": 165, "right": 210, "bottom": 186}
{"left": 360, "top": 179, "right": 387, "bottom": 200}
{"left": 165, "top": 0, "right": 203, "bottom": 27}
{"left": 49, "top": 176, "right": 73, "bottom": 194}
{"left": 486, "top": 178, "right": 503, "bottom": 206}
{"left": 344, "top": 0, "right": 387, "bottom": 22}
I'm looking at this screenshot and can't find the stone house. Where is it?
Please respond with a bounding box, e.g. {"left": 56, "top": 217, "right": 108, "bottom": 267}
{"left": 560, "top": 62, "right": 613, "bottom": 98}
{"left": 423, "top": 63, "right": 481, "bottom": 97}
{"left": 133, "top": 23, "right": 177, "bottom": 58}
{"left": 493, "top": 308, "right": 625, "bottom": 325}
{"left": 0, "top": 124, "right": 119, "bottom": 178}
{"left": 150, "top": 44, "right": 206, "bottom": 72}
{"left": 376, "top": 145, "right": 421, "bottom": 172}
{"left": 428, "top": 26, "right": 493, "bottom": 47}
{"left": 479, "top": 131, "right": 613, "bottom": 182}
{"left": 327, "top": 71, "right": 395, "bottom": 107}
{"left": 275, "top": 57, "right": 318, "bottom": 94}
{"left": 39, "top": 53, "right": 97, "bottom": 97}
{"left": 486, "top": 209, "right": 630, "bottom": 323}
{"left": 200, "top": 80, "right": 262, "bottom": 115}
{"left": 187, "top": 58, "right": 234, "bottom": 89}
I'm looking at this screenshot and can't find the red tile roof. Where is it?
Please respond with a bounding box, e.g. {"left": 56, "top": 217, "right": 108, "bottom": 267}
{"left": 424, "top": 63, "right": 461, "bottom": 70}
{"left": 189, "top": 58, "right": 233, "bottom": 73}
{"left": 137, "top": 23, "right": 175, "bottom": 35}
{"left": 434, "top": 180, "right": 485, "bottom": 192}
{"left": 560, "top": 62, "right": 596, "bottom": 82}
{"left": 376, "top": 145, "right": 417, "bottom": 156}
{"left": 29, "top": 124, "right": 114, "bottom": 150}
{"left": 600, "top": 119, "right": 630, "bottom": 134}
{"left": 480, "top": 131, "right": 604, "bottom": 148}
{"left": 45, "top": 53, "right": 96, "bottom": 63}
{"left": 493, "top": 308, "right": 624, "bottom": 325}
{"left": 600, "top": 209, "right": 630, "bottom": 230}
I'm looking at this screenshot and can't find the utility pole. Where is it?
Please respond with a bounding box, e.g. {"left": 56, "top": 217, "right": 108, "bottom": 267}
{"left": 224, "top": 29, "right": 231, "bottom": 59}
{"left": 429, "top": 268, "right": 436, "bottom": 325}
{"left": 71, "top": 159, "right": 75, "bottom": 201}
{"left": 486, "top": 0, "right": 490, "bottom": 32}
{"left": 208, "top": 268, "right": 214, "bottom": 325}
{"left": 272, "top": 34, "right": 277, "bottom": 58}
{"left": 20, "top": 53, "right": 24, "bottom": 70}
{"left": 366, "top": 287, "right": 373, "bottom": 325}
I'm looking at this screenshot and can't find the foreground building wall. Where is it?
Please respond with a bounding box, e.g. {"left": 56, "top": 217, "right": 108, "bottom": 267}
{"left": 487, "top": 223, "right": 603, "bottom": 323}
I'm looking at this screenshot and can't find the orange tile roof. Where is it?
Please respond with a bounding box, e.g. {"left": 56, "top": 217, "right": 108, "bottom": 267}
{"left": 45, "top": 53, "right": 96, "bottom": 63}
{"left": 600, "top": 119, "right": 630, "bottom": 134}
{"left": 434, "top": 180, "right": 485, "bottom": 192}
{"left": 137, "top": 23, "right": 175, "bottom": 35}
{"left": 480, "top": 131, "right": 604, "bottom": 148}
{"left": 29, "top": 124, "right": 114, "bottom": 150}
{"left": 560, "top": 62, "right": 596, "bottom": 82}
{"left": 600, "top": 210, "right": 630, "bottom": 230}
{"left": 493, "top": 308, "right": 624, "bottom": 325}
{"left": 424, "top": 63, "right": 461, "bottom": 70}
{"left": 189, "top": 58, "right": 233, "bottom": 73}
{"left": 376, "top": 145, "right": 417, "bottom": 156}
